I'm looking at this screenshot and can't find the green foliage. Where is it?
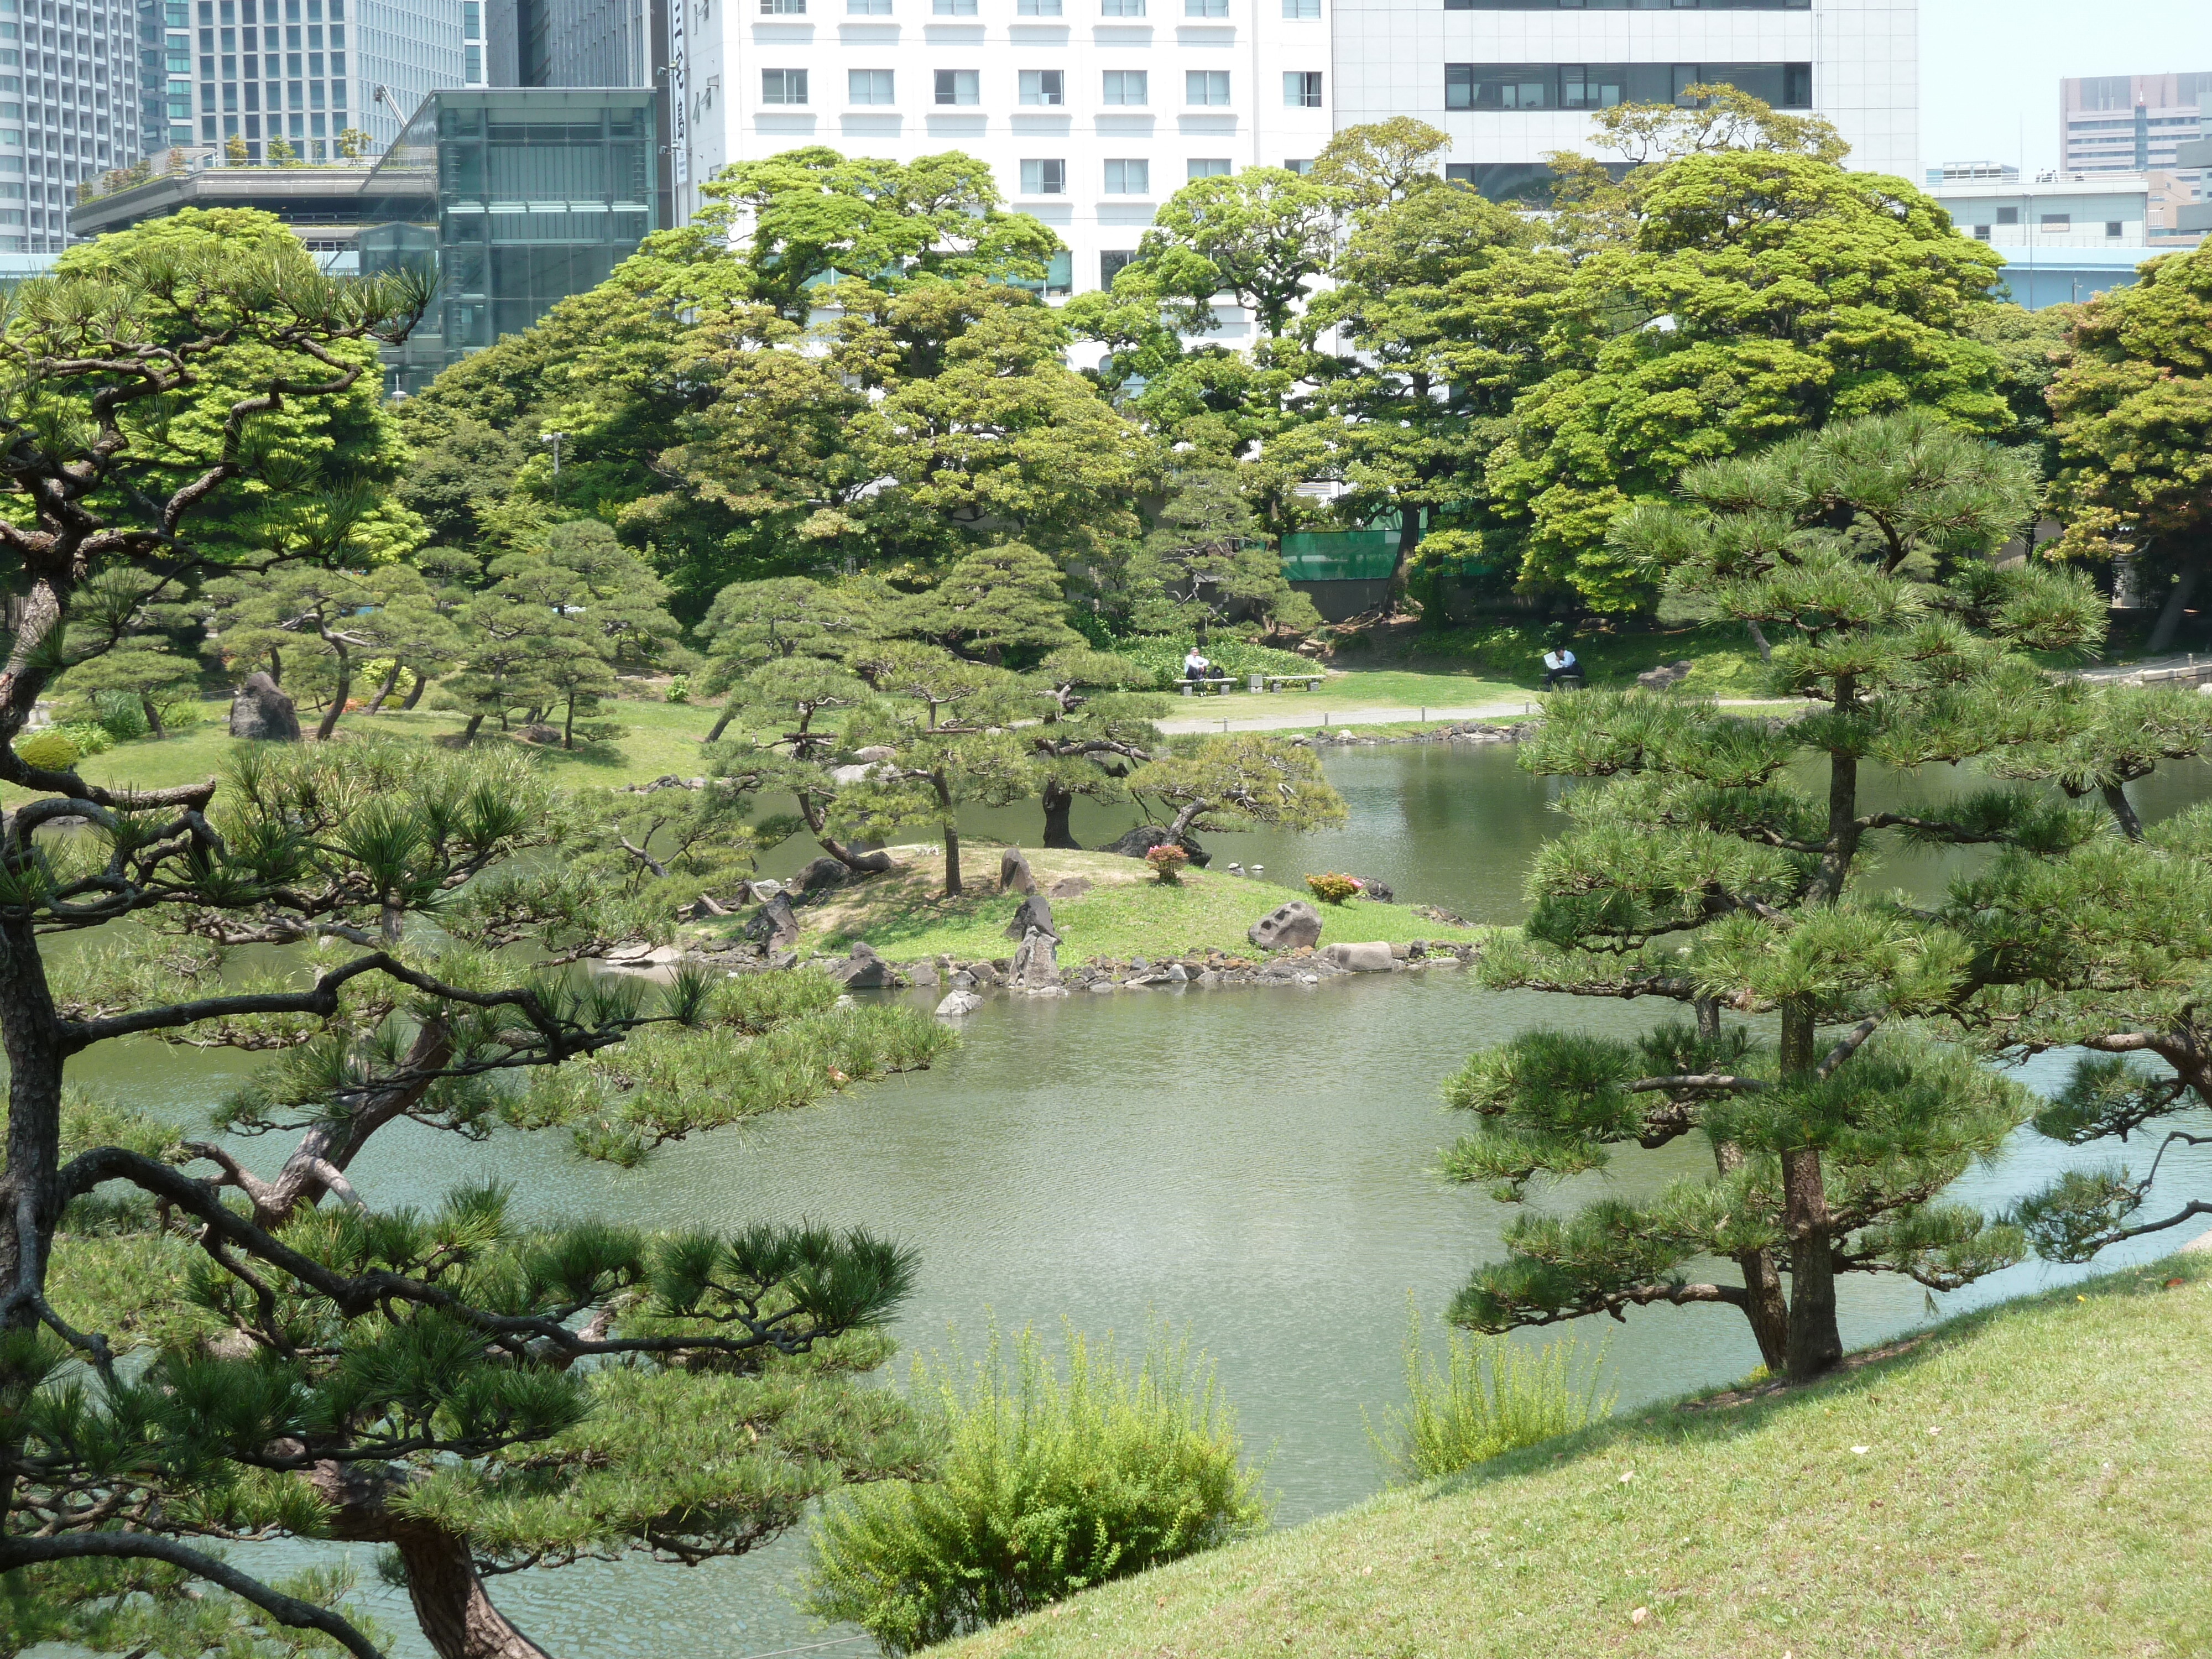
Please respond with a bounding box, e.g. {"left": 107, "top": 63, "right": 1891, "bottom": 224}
{"left": 804, "top": 1323, "right": 1270, "bottom": 1655}
{"left": 1131, "top": 732, "right": 1349, "bottom": 840}
{"left": 14, "top": 728, "right": 80, "bottom": 770}
{"left": 1366, "top": 1299, "right": 1614, "bottom": 1485}
{"left": 1305, "top": 872, "right": 1360, "bottom": 905}
{"left": 1103, "top": 635, "right": 1314, "bottom": 690}
{"left": 1144, "top": 843, "right": 1190, "bottom": 884}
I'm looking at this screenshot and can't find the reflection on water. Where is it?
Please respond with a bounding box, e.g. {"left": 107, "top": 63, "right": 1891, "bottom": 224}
{"left": 67, "top": 743, "right": 2212, "bottom": 1658}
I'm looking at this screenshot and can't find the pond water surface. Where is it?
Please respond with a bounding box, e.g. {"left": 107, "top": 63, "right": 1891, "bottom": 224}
{"left": 70, "top": 743, "right": 2212, "bottom": 1659}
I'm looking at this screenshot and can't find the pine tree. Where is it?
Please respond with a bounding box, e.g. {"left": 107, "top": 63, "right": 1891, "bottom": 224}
{"left": 1442, "top": 412, "right": 2111, "bottom": 1381}
{"left": 1128, "top": 732, "right": 1347, "bottom": 844}
{"left": 49, "top": 568, "right": 200, "bottom": 739}
{"left": 695, "top": 576, "right": 868, "bottom": 740}
{"left": 1027, "top": 648, "right": 1163, "bottom": 848}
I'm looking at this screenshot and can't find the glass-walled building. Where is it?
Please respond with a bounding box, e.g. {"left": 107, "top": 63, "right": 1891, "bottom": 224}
{"left": 358, "top": 85, "right": 656, "bottom": 390}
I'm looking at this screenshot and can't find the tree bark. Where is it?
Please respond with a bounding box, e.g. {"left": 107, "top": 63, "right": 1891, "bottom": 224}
{"left": 562, "top": 694, "right": 575, "bottom": 750}
{"left": 1698, "top": 997, "right": 1788, "bottom": 1374}
{"left": 401, "top": 671, "right": 429, "bottom": 711}
{"left": 0, "top": 917, "right": 67, "bottom": 1343}
{"left": 1777, "top": 998, "right": 1841, "bottom": 1382}
{"left": 315, "top": 646, "right": 350, "bottom": 742}
{"left": 309, "top": 1463, "right": 552, "bottom": 1659}
{"left": 1745, "top": 620, "right": 1773, "bottom": 662}
{"left": 703, "top": 704, "right": 738, "bottom": 743}
{"left": 365, "top": 661, "right": 404, "bottom": 715}
{"left": 460, "top": 713, "right": 485, "bottom": 744}
{"left": 2102, "top": 781, "right": 2145, "bottom": 842}
{"left": 794, "top": 791, "right": 893, "bottom": 875}
{"left": 1041, "top": 778, "right": 1079, "bottom": 849}
{"left": 139, "top": 693, "right": 168, "bottom": 740}
{"left": 2146, "top": 561, "right": 2201, "bottom": 655}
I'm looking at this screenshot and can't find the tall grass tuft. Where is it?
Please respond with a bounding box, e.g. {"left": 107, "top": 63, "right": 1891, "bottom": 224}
{"left": 1368, "top": 1296, "right": 1615, "bottom": 1484}
{"left": 804, "top": 1321, "right": 1269, "bottom": 1655}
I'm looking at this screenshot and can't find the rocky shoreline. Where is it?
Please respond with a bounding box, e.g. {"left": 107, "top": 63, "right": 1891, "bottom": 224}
{"left": 1289, "top": 720, "right": 1530, "bottom": 749}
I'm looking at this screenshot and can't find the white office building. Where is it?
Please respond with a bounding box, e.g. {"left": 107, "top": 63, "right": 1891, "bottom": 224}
{"left": 2, "top": 0, "right": 165, "bottom": 254}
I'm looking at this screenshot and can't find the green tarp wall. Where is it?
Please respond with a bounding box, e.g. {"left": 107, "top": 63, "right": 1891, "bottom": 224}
{"left": 1280, "top": 530, "right": 1400, "bottom": 582}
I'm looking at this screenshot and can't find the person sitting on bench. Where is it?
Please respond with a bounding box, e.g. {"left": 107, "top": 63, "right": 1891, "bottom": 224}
{"left": 1541, "top": 646, "right": 1583, "bottom": 690}
{"left": 1183, "top": 648, "right": 1213, "bottom": 684}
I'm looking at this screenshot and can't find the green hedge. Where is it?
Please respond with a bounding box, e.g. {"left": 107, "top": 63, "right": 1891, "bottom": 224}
{"left": 1109, "top": 636, "right": 1319, "bottom": 690}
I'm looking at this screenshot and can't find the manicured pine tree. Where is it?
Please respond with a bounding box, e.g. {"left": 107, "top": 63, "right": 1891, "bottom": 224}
{"left": 49, "top": 568, "right": 200, "bottom": 739}
{"left": 1127, "top": 731, "right": 1347, "bottom": 844}
{"left": 695, "top": 576, "right": 867, "bottom": 741}
{"left": 1442, "top": 411, "right": 2112, "bottom": 1381}
{"left": 1027, "top": 647, "right": 1164, "bottom": 849}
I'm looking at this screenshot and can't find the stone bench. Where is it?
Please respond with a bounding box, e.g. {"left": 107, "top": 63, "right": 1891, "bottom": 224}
{"left": 1178, "top": 677, "right": 1237, "bottom": 696}
{"left": 1253, "top": 674, "right": 1327, "bottom": 693}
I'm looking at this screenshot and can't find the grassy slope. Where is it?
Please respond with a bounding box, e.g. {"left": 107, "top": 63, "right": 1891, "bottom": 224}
{"left": 937, "top": 1254, "right": 2212, "bottom": 1658}
{"left": 742, "top": 847, "right": 1484, "bottom": 964}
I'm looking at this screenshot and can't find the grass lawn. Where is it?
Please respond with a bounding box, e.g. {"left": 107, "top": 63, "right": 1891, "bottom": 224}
{"left": 934, "top": 1250, "right": 2212, "bottom": 1658}
{"left": 10, "top": 694, "right": 734, "bottom": 804}
{"left": 731, "top": 846, "right": 1486, "bottom": 964}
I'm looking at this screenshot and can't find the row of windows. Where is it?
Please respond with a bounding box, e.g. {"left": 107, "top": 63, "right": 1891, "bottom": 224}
{"left": 773, "top": 0, "right": 1323, "bottom": 14}
{"left": 201, "top": 76, "right": 343, "bottom": 109}
{"left": 198, "top": 23, "right": 341, "bottom": 50}
{"left": 200, "top": 51, "right": 344, "bottom": 76}
{"left": 1019, "top": 154, "right": 1286, "bottom": 192}
{"left": 1445, "top": 61, "right": 1809, "bottom": 111}
{"left": 199, "top": 0, "right": 343, "bottom": 23}
{"left": 775, "top": 66, "right": 1307, "bottom": 106}
{"left": 1966, "top": 215, "right": 2128, "bottom": 240}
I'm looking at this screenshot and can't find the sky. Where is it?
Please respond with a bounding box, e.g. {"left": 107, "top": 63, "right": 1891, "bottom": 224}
{"left": 1921, "top": 0, "right": 2212, "bottom": 177}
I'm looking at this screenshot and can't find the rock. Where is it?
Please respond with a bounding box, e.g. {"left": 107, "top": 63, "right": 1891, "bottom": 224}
{"left": 678, "top": 894, "right": 732, "bottom": 921}
{"left": 823, "top": 942, "right": 893, "bottom": 989}
{"left": 1047, "top": 876, "right": 1092, "bottom": 900}
{"left": 1008, "top": 926, "right": 1062, "bottom": 992}
{"left": 935, "top": 989, "right": 984, "bottom": 1019}
{"left": 967, "top": 959, "right": 1004, "bottom": 988}
{"left": 515, "top": 722, "right": 565, "bottom": 745}
{"left": 743, "top": 891, "right": 801, "bottom": 950}
{"left": 1088, "top": 980, "right": 1116, "bottom": 992}
{"left": 1003, "top": 892, "right": 1058, "bottom": 942}
{"left": 1358, "top": 877, "right": 1396, "bottom": 905}
{"left": 951, "top": 971, "right": 977, "bottom": 990}
{"left": 752, "top": 879, "right": 784, "bottom": 898}
{"left": 999, "top": 847, "right": 1037, "bottom": 895}
{"left": 1249, "top": 900, "right": 1324, "bottom": 952}
{"left": 1636, "top": 659, "right": 1695, "bottom": 691}
{"left": 1322, "top": 940, "right": 1396, "bottom": 973}
{"left": 829, "top": 762, "right": 882, "bottom": 785}
{"left": 228, "top": 672, "right": 301, "bottom": 742}
{"left": 907, "top": 961, "right": 940, "bottom": 988}
{"left": 792, "top": 855, "right": 851, "bottom": 899}
{"left": 1102, "top": 824, "right": 1211, "bottom": 868}
{"left": 852, "top": 745, "right": 897, "bottom": 763}
{"left": 767, "top": 949, "right": 799, "bottom": 971}
{"left": 1167, "top": 962, "right": 1190, "bottom": 983}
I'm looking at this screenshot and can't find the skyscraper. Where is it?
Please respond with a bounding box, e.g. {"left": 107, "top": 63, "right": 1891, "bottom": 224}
{"left": 2, "top": 0, "right": 153, "bottom": 254}
{"left": 2060, "top": 71, "right": 2209, "bottom": 192}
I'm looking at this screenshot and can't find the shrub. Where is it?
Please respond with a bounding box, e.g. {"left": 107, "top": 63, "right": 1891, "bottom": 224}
{"left": 1109, "top": 635, "right": 1316, "bottom": 691}
{"left": 665, "top": 674, "right": 691, "bottom": 705}
{"left": 805, "top": 1323, "right": 1269, "bottom": 1654}
{"left": 1145, "top": 844, "right": 1190, "bottom": 884}
{"left": 1367, "top": 1298, "right": 1614, "bottom": 1485}
{"left": 1306, "top": 872, "right": 1361, "bottom": 905}
{"left": 14, "top": 728, "right": 81, "bottom": 770}
{"left": 55, "top": 722, "right": 115, "bottom": 759}
{"left": 88, "top": 690, "right": 148, "bottom": 743}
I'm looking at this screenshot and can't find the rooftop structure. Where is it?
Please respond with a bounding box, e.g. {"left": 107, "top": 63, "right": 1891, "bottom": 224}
{"left": 1927, "top": 169, "right": 2201, "bottom": 251}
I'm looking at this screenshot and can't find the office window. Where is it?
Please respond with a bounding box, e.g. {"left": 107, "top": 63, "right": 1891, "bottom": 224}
{"left": 1101, "top": 249, "right": 1136, "bottom": 288}
{"left": 1446, "top": 64, "right": 1553, "bottom": 110}
{"left": 1102, "top": 69, "right": 1146, "bottom": 105}
{"left": 760, "top": 0, "right": 804, "bottom": 12}
{"left": 1285, "top": 70, "right": 1321, "bottom": 107}
{"left": 1282, "top": 158, "right": 1312, "bottom": 174}
{"left": 1560, "top": 64, "right": 1625, "bottom": 109}
{"left": 1104, "top": 157, "right": 1149, "bottom": 193}
{"left": 2105, "top": 220, "right": 2124, "bottom": 237}
{"left": 1445, "top": 62, "right": 1810, "bottom": 112}
{"left": 1018, "top": 0, "right": 1062, "bottom": 11}
{"left": 1971, "top": 224, "right": 1990, "bottom": 241}
{"left": 935, "top": 68, "right": 978, "bottom": 103}
{"left": 1996, "top": 206, "right": 2019, "bottom": 225}
{"left": 1188, "top": 156, "right": 1230, "bottom": 177}
{"left": 1020, "top": 68, "right": 1063, "bottom": 104}
{"left": 1284, "top": 0, "right": 1319, "bottom": 13}
{"left": 1021, "top": 156, "right": 1066, "bottom": 193}
{"left": 2042, "top": 212, "right": 2070, "bottom": 228}
{"left": 1186, "top": 0, "right": 1225, "bottom": 12}
{"left": 762, "top": 66, "right": 807, "bottom": 102}
{"left": 849, "top": 67, "right": 894, "bottom": 102}
{"left": 1100, "top": 0, "right": 1143, "bottom": 14}
{"left": 849, "top": 0, "right": 890, "bottom": 12}
{"left": 933, "top": 0, "right": 976, "bottom": 12}
{"left": 1187, "top": 70, "right": 1228, "bottom": 105}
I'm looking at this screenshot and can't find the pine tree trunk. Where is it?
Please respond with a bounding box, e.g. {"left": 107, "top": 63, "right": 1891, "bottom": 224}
{"left": 1777, "top": 998, "right": 1841, "bottom": 1381}
{"left": 139, "top": 694, "right": 167, "bottom": 740}
{"left": 704, "top": 704, "right": 738, "bottom": 743}
{"left": 316, "top": 649, "right": 350, "bottom": 742}
{"left": 401, "top": 672, "right": 429, "bottom": 710}
{"left": 1041, "top": 778, "right": 1079, "bottom": 848}
{"left": 2102, "top": 782, "right": 2145, "bottom": 841}
{"left": 461, "top": 714, "right": 484, "bottom": 744}
{"left": 795, "top": 791, "right": 894, "bottom": 874}
{"left": 1699, "top": 999, "right": 1789, "bottom": 1373}
{"left": 1745, "top": 620, "right": 1773, "bottom": 661}
{"left": 0, "top": 919, "right": 66, "bottom": 1355}
{"left": 365, "top": 661, "right": 404, "bottom": 714}
{"left": 942, "top": 824, "right": 962, "bottom": 896}
{"left": 268, "top": 646, "right": 283, "bottom": 685}
{"left": 562, "top": 695, "right": 575, "bottom": 750}
{"left": 310, "top": 1464, "right": 551, "bottom": 1659}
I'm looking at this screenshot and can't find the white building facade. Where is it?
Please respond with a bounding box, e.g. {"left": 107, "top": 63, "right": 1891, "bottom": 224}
{"left": 2, "top": 0, "right": 161, "bottom": 254}
{"left": 681, "top": 0, "right": 1336, "bottom": 296}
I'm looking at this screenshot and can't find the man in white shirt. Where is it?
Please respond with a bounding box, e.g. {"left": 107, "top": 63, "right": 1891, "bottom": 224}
{"left": 1183, "top": 648, "right": 1212, "bottom": 683}
{"left": 1541, "top": 646, "right": 1581, "bottom": 690}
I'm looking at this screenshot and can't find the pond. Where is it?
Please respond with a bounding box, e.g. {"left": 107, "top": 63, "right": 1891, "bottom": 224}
{"left": 71, "top": 743, "right": 2212, "bottom": 1659}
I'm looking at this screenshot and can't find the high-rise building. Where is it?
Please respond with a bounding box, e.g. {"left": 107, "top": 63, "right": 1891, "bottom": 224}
{"left": 2, "top": 0, "right": 156, "bottom": 254}
{"left": 2060, "top": 72, "right": 2209, "bottom": 193}
{"left": 179, "top": 0, "right": 471, "bottom": 166}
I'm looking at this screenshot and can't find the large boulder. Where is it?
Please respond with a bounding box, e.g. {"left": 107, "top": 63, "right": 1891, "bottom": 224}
{"left": 1102, "top": 825, "right": 1211, "bottom": 868}
{"left": 852, "top": 745, "right": 897, "bottom": 764}
{"left": 935, "top": 988, "right": 984, "bottom": 1019}
{"left": 1009, "top": 926, "right": 1063, "bottom": 992}
{"left": 1357, "top": 877, "right": 1396, "bottom": 905}
{"left": 823, "top": 942, "right": 893, "bottom": 989}
{"left": 1003, "top": 891, "right": 1058, "bottom": 942}
{"left": 791, "top": 855, "right": 851, "bottom": 899}
{"left": 743, "top": 891, "right": 801, "bottom": 950}
{"left": 1249, "top": 900, "right": 1323, "bottom": 952}
{"left": 514, "top": 722, "right": 563, "bottom": 745}
{"left": 1637, "top": 660, "right": 1695, "bottom": 691}
{"left": 999, "top": 847, "right": 1037, "bottom": 895}
{"left": 228, "top": 672, "right": 300, "bottom": 742}
{"left": 1322, "top": 940, "right": 1396, "bottom": 973}
{"left": 1047, "top": 875, "right": 1092, "bottom": 900}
